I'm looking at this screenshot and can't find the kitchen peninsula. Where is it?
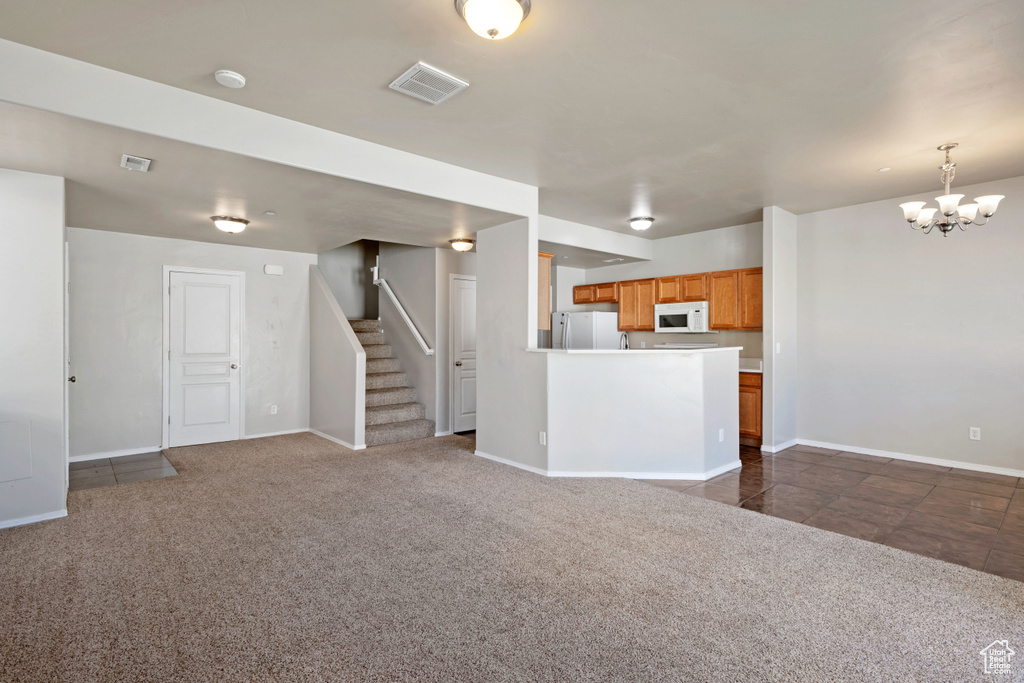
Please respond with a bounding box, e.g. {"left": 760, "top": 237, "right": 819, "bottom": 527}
{"left": 526, "top": 346, "right": 740, "bottom": 479}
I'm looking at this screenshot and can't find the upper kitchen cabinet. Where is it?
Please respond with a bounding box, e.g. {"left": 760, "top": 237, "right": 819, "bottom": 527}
{"left": 573, "top": 282, "right": 618, "bottom": 304}
{"left": 656, "top": 275, "right": 682, "bottom": 303}
{"left": 618, "top": 279, "right": 656, "bottom": 331}
{"left": 708, "top": 267, "right": 763, "bottom": 331}
{"left": 659, "top": 273, "right": 710, "bottom": 304}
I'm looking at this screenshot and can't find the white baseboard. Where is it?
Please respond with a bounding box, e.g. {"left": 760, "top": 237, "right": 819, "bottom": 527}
{"left": 244, "top": 428, "right": 308, "bottom": 440}
{"left": 69, "top": 446, "right": 161, "bottom": 463}
{"left": 309, "top": 429, "right": 366, "bottom": 451}
{"left": 795, "top": 438, "right": 1024, "bottom": 479}
{"left": 474, "top": 450, "right": 547, "bottom": 476}
{"left": 434, "top": 431, "right": 453, "bottom": 437}
{"left": 760, "top": 439, "right": 798, "bottom": 454}
{"left": 0, "top": 508, "right": 67, "bottom": 530}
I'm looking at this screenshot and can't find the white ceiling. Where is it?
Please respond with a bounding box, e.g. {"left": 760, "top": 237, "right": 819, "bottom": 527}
{"left": 539, "top": 240, "right": 646, "bottom": 270}
{"left": 0, "top": 0, "right": 1023, "bottom": 239}
{"left": 0, "top": 101, "right": 516, "bottom": 253}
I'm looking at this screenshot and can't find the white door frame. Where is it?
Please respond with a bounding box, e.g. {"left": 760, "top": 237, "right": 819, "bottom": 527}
{"left": 449, "top": 274, "right": 476, "bottom": 434}
{"left": 162, "top": 266, "right": 246, "bottom": 449}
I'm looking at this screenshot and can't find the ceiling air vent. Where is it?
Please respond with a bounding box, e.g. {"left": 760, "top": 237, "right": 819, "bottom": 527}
{"left": 120, "top": 154, "right": 152, "bottom": 172}
{"left": 388, "top": 62, "right": 469, "bottom": 105}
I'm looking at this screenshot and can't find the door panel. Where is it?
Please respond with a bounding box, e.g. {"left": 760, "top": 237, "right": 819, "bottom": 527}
{"left": 452, "top": 277, "right": 477, "bottom": 432}
{"left": 169, "top": 271, "right": 242, "bottom": 447}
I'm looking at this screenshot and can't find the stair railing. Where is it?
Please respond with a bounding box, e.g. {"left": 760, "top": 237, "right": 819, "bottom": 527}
{"left": 373, "top": 265, "right": 434, "bottom": 356}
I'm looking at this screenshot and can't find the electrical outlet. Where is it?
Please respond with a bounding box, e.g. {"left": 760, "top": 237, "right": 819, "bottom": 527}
{"left": 539, "top": 431, "right": 547, "bottom": 446}
{"left": 270, "top": 404, "right": 278, "bottom": 415}
{"left": 640, "top": 341, "right": 647, "bottom": 349}
{"left": 719, "top": 428, "right": 724, "bottom": 443}
{"left": 969, "top": 427, "right": 981, "bottom": 441}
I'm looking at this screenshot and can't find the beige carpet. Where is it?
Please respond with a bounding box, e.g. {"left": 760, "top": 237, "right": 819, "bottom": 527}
{"left": 1, "top": 433, "right": 1022, "bottom": 682}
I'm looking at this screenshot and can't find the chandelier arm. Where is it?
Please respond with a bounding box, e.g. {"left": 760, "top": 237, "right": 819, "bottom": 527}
{"left": 969, "top": 215, "right": 989, "bottom": 226}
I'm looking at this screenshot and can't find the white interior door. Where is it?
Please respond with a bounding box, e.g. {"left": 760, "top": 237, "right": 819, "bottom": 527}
{"left": 168, "top": 270, "right": 243, "bottom": 447}
{"left": 452, "top": 277, "right": 477, "bottom": 433}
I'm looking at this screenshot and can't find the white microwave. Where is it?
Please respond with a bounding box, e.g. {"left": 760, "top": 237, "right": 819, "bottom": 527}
{"left": 654, "top": 301, "right": 709, "bottom": 333}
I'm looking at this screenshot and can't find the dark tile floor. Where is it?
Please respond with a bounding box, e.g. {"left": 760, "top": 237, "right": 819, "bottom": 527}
{"left": 69, "top": 452, "right": 177, "bottom": 491}
{"left": 644, "top": 445, "right": 1024, "bottom": 582}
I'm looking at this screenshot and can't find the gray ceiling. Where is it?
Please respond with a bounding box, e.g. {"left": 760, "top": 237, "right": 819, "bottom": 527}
{"left": 1, "top": 0, "right": 1023, "bottom": 239}
{"left": 0, "top": 101, "right": 516, "bottom": 253}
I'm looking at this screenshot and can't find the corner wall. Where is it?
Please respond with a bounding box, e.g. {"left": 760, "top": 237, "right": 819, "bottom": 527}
{"left": 317, "top": 240, "right": 379, "bottom": 320}
{"left": 0, "top": 169, "right": 66, "bottom": 527}
{"left": 762, "top": 207, "right": 799, "bottom": 450}
{"left": 797, "top": 175, "right": 1024, "bottom": 471}
{"left": 67, "top": 229, "right": 316, "bottom": 457}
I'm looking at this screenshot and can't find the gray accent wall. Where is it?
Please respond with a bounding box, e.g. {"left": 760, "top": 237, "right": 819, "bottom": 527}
{"left": 67, "top": 228, "right": 316, "bottom": 457}
{"left": 317, "top": 240, "right": 379, "bottom": 320}
{"left": 797, "top": 174, "right": 1024, "bottom": 470}
{"left": 0, "top": 169, "right": 66, "bottom": 527}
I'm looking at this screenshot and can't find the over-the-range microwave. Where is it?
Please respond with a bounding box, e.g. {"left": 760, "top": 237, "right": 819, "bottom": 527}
{"left": 654, "top": 301, "right": 709, "bottom": 333}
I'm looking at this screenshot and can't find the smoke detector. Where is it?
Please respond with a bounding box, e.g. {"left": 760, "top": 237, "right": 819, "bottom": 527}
{"left": 214, "top": 70, "right": 246, "bottom": 89}
{"left": 120, "top": 154, "right": 152, "bottom": 172}
{"left": 389, "top": 62, "right": 469, "bottom": 105}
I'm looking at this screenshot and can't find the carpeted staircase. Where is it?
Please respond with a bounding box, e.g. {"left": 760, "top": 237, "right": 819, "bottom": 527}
{"left": 350, "top": 319, "right": 435, "bottom": 447}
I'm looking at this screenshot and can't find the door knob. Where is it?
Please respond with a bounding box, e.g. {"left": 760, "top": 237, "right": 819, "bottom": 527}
{"left": 68, "top": 376, "right": 76, "bottom": 383}
{"left": 455, "top": 361, "right": 462, "bottom": 367}
{"left": 230, "top": 364, "right": 239, "bottom": 369}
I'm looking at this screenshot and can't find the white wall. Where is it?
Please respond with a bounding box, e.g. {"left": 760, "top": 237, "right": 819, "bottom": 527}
{"left": 378, "top": 243, "right": 438, "bottom": 422}
{"left": 539, "top": 215, "right": 653, "bottom": 262}
{"left": 309, "top": 266, "right": 365, "bottom": 449}
{"left": 0, "top": 169, "right": 66, "bottom": 527}
{"left": 435, "top": 248, "right": 477, "bottom": 434}
{"left": 763, "top": 207, "right": 799, "bottom": 450}
{"left": 551, "top": 265, "right": 587, "bottom": 314}
{"left": 317, "top": 240, "right": 378, "bottom": 320}
{"left": 67, "top": 229, "right": 316, "bottom": 456}
{"left": 797, "top": 175, "right": 1024, "bottom": 471}
{"left": 476, "top": 219, "right": 548, "bottom": 470}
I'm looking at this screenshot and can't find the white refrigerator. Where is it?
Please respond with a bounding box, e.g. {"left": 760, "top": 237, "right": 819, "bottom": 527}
{"left": 551, "top": 312, "right": 623, "bottom": 350}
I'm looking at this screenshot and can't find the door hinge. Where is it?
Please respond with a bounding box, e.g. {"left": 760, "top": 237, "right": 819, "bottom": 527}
{"left": 168, "top": 415, "right": 171, "bottom": 425}
{"left": 168, "top": 350, "right": 171, "bottom": 360}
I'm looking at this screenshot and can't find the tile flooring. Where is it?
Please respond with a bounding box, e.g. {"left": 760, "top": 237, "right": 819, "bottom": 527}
{"left": 69, "top": 452, "right": 177, "bottom": 491}
{"left": 644, "top": 445, "right": 1024, "bottom": 582}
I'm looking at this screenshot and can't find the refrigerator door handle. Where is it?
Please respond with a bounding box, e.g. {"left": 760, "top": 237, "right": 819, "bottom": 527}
{"left": 563, "top": 315, "right": 571, "bottom": 349}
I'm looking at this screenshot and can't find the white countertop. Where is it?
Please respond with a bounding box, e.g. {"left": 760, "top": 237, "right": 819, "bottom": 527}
{"left": 739, "top": 358, "right": 763, "bottom": 373}
{"left": 527, "top": 347, "right": 743, "bottom": 355}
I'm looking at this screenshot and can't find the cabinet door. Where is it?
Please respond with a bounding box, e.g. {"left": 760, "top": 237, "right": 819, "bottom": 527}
{"left": 573, "top": 285, "right": 595, "bottom": 304}
{"left": 594, "top": 282, "right": 619, "bottom": 303}
{"left": 680, "top": 274, "right": 708, "bottom": 302}
{"left": 656, "top": 276, "right": 682, "bottom": 304}
{"left": 738, "top": 268, "right": 763, "bottom": 330}
{"left": 708, "top": 271, "right": 740, "bottom": 329}
{"left": 636, "top": 279, "right": 656, "bottom": 331}
{"left": 739, "top": 385, "right": 762, "bottom": 439}
{"left": 538, "top": 253, "right": 553, "bottom": 330}
{"left": 618, "top": 280, "right": 638, "bottom": 331}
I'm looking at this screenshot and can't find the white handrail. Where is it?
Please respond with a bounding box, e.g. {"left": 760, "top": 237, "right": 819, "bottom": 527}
{"left": 374, "top": 277, "right": 434, "bottom": 356}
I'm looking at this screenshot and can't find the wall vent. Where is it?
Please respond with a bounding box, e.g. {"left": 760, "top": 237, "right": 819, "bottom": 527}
{"left": 120, "top": 154, "right": 152, "bottom": 172}
{"left": 388, "top": 62, "right": 469, "bottom": 105}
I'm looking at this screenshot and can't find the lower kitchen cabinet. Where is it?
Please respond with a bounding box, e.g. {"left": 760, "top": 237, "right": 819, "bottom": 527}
{"left": 739, "top": 371, "right": 763, "bottom": 444}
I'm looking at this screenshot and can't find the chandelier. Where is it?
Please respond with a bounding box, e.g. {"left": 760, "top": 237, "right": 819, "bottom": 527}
{"left": 898, "top": 143, "right": 1004, "bottom": 236}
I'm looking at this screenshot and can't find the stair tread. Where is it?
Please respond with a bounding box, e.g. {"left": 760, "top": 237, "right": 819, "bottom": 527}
{"left": 365, "top": 418, "right": 434, "bottom": 432}
{"left": 366, "top": 402, "right": 422, "bottom": 412}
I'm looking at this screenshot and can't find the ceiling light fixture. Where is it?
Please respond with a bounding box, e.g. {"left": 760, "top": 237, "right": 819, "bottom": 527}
{"left": 455, "top": 0, "right": 530, "bottom": 40}
{"left": 450, "top": 238, "right": 475, "bottom": 252}
{"left": 602, "top": 257, "right": 625, "bottom": 263}
{"left": 211, "top": 216, "right": 249, "bottom": 233}
{"left": 214, "top": 70, "right": 246, "bottom": 89}
{"left": 877, "top": 167, "right": 891, "bottom": 173}
{"left": 264, "top": 210, "right": 277, "bottom": 216}
{"left": 628, "top": 216, "right": 654, "bottom": 231}
{"left": 898, "top": 143, "right": 1004, "bottom": 237}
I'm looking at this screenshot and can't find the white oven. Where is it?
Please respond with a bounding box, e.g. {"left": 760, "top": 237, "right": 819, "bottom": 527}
{"left": 654, "top": 301, "right": 709, "bottom": 333}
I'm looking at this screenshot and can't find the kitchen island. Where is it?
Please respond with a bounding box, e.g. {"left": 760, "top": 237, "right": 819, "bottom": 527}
{"left": 522, "top": 347, "right": 740, "bottom": 479}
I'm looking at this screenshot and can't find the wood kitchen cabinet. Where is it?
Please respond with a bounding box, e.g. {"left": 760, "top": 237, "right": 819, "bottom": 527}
{"left": 708, "top": 267, "right": 763, "bottom": 331}
{"left": 657, "top": 273, "right": 710, "bottom": 304}
{"left": 572, "top": 282, "right": 618, "bottom": 304}
{"left": 538, "top": 252, "right": 553, "bottom": 330}
{"left": 656, "top": 276, "right": 683, "bottom": 304}
{"left": 618, "top": 279, "right": 656, "bottom": 331}
{"left": 739, "top": 371, "right": 763, "bottom": 444}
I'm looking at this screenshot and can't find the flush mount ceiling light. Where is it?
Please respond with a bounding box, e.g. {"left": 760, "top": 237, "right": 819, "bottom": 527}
{"left": 898, "top": 143, "right": 1004, "bottom": 237}
{"left": 211, "top": 216, "right": 249, "bottom": 233}
{"left": 455, "top": 0, "right": 531, "bottom": 40}
{"left": 450, "top": 238, "right": 475, "bottom": 252}
{"left": 628, "top": 216, "right": 655, "bottom": 231}
{"left": 214, "top": 70, "right": 246, "bottom": 89}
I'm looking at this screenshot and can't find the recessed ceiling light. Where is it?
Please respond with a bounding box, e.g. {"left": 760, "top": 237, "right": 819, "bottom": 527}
{"left": 561, "top": 255, "right": 569, "bottom": 259}
{"left": 602, "top": 257, "right": 625, "bottom": 263}
{"left": 450, "top": 238, "right": 475, "bottom": 252}
{"left": 214, "top": 70, "right": 246, "bottom": 89}
{"left": 211, "top": 216, "right": 249, "bottom": 233}
{"left": 878, "top": 167, "right": 891, "bottom": 173}
{"left": 628, "top": 216, "right": 654, "bottom": 231}
{"left": 264, "top": 210, "right": 277, "bottom": 216}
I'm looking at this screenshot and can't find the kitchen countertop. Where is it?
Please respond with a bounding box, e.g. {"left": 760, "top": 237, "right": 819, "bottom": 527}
{"left": 527, "top": 347, "right": 743, "bottom": 355}
{"left": 739, "top": 358, "right": 763, "bottom": 374}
